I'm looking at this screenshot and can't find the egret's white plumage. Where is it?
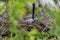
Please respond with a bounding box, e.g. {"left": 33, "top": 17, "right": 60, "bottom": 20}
{"left": 57, "top": 0, "right": 60, "bottom": 6}
{"left": 39, "top": 0, "right": 57, "bottom": 8}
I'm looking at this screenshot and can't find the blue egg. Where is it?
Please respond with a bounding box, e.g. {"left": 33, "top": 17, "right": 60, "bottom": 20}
{"left": 25, "top": 18, "right": 33, "bottom": 24}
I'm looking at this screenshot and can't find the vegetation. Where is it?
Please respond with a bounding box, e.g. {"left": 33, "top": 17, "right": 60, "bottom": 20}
{"left": 0, "top": 0, "right": 60, "bottom": 40}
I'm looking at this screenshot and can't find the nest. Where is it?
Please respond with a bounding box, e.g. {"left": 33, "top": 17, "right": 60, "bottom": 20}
{"left": 18, "top": 17, "right": 50, "bottom": 32}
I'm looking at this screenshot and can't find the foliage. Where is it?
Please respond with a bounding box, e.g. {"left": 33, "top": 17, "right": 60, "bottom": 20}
{"left": 0, "top": 2, "right": 5, "bottom": 15}
{"left": 0, "top": 0, "right": 60, "bottom": 40}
